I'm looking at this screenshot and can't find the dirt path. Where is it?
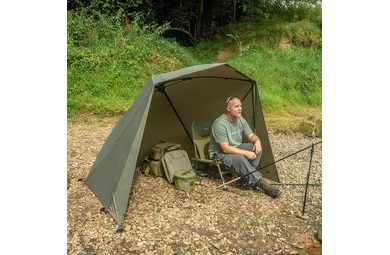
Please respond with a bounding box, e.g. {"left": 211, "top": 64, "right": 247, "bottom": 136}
{"left": 67, "top": 115, "right": 322, "bottom": 255}
{"left": 215, "top": 46, "right": 235, "bottom": 63}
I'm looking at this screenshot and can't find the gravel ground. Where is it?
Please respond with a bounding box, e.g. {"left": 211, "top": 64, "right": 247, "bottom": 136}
{"left": 67, "top": 115, "right": 322, "bottom": 255}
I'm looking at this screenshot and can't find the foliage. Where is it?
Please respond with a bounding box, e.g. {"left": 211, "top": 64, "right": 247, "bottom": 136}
{"left": 67, "top": 10, "right": 198, "bottom": 115}
{"left": 67, "top": 0, "right": 321, "bottom": 42}
{"left": 191, "top": 12, "right": 321, "bottom": 63}
{"left": 67, "top": 2, "right": 322, "bottom": 119}
{"left": 68, "top": 0, "right": 146, "bottom": 17}
{"left": 227, "top": 44, "right": 322, "bottom": 111}
{"left": 191, "top": 13, "right": 321, "bottom": 112}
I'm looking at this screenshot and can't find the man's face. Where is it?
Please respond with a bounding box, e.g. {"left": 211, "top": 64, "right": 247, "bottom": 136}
{"left": 227, "top": 98, "right": 242, "bottom": 118}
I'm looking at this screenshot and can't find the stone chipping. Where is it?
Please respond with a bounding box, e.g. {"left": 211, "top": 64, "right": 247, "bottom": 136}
{"left": 67, "top": 115, "right": 322, "bottom": 255}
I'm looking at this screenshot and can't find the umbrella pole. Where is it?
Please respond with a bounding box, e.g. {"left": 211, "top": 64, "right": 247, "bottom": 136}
{"left": 301, "top": 143, "right": 315, "bottom": 216}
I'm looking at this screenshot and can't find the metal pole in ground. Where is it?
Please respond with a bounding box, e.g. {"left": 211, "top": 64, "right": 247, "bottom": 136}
{"left": 302, "top": 143, "right": 315, "bottom": 216}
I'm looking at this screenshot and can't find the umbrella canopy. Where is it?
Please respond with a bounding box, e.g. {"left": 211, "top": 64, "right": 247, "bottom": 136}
{"left": 86, "top": 63, "right": 279, "bottom": 228}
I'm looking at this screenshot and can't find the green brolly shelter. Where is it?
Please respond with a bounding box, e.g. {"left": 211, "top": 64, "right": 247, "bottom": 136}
{"left": 86, "top": 63, "right": 280, "bottom": 229}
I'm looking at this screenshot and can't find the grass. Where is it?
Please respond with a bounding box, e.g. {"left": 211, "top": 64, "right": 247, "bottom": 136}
{"left": 190, "top": 13, "right": 321, "bottom": 62}
{"left": 238, "top": 50, "right": 322, "bottom": 132}
{"left": 68, "top": 9, "right": 322, "bottom": 132}
{"left": 67, "top": 11, "right": 199, "bottom": 116}
{"left": 227, "top": 44, "right": 322, "bottom": 111}
{"left": 190, "top": 13, "right": 322, "bottom": 131}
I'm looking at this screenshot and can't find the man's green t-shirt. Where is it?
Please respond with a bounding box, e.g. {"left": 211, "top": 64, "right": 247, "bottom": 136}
{"left": 208, "top": 114, "right": 253, "bottom": 154}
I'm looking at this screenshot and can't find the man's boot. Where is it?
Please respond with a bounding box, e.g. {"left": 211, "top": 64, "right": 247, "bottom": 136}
{"left": 258, "top": 178, "right": 281, "bottom": 198}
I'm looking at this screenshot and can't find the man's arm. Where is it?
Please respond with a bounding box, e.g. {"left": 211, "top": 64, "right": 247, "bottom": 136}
{"left": 246, "top": 133, "right": 262, "bottom": 155}
{"left": 218, "top": 142, "right": 257, "bottom": 160}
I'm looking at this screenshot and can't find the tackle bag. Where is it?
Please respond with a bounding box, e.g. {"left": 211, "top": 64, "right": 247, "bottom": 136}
{"left": 174, "top": 169, "right": 197, "bottom": 192}
{"left": 148, "top": 159, "right": 164, "bottom": 177}
{"left": 151, "top": 142, "right": 181, "bottom": 161}
{"left": 162, "top": 149, "right": 199, "bottom": 192}
{"left": 148, "top": 142, "right": 181, "bottom": 177}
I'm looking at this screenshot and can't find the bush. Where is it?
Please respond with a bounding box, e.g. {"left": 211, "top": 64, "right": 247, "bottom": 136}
{"left": 67, "top": 10, "right": 198, "bottom": 115}
{"left": 68, "top": 5, "right": 321, "bottom": 117}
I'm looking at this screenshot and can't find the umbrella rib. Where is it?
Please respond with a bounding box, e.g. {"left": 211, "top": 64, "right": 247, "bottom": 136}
{"left": 160, "top": 88, "right": 193, "bottom": 144}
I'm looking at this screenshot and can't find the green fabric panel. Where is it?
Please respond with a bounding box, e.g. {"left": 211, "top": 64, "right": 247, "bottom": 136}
{"left": 109, "top": 84, "right": 154, "bottom": 226}
{"left": 253, "top": 85, "right": 280, "bottom": 182}
{"left": 85, "top": 80, "right": 154, "bottom": 223}
{"left": 152, "top": 63, "right": 224, "bottom": 84}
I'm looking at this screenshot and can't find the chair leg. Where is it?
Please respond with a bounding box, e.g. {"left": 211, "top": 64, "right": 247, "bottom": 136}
{"left": 216, "top": 164, "right": 228, "bottom": 190}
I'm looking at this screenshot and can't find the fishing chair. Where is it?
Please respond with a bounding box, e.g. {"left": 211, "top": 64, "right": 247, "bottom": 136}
{"left": 191, "top": 120, "right": 231, "bottom": 190}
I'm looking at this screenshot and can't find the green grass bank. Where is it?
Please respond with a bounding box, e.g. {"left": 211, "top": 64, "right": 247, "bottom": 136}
{"left": 67, "top": 12, "right": 199, "bottom": 116}
{"left": 67, "top": 10, "right": 321, "bottom": 131}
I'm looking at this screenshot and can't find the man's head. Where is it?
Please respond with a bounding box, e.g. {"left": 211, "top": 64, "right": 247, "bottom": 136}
{"left": 226, "top": 96, "right": 242, "bottom": 119}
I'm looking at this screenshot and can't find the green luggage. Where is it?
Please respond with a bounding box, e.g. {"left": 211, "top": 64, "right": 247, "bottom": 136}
{"left": 174, "top": 169, "right": 197, "bottom": 192}
{"left": 151, "top": 142, "right": 181, "bottom": 161}
{"left": 162, "top": 149, "right": 199, "bottom": 192}
{"left": 148, "top": 142, "right": 181, "bottom": 177}
{"left": 148, "top": 159, "right": 164, "bottom": 177}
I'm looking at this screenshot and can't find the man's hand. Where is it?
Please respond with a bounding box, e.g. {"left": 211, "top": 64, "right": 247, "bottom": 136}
{"left": 245, "top": 150, "right": 257, "bottom": 160}
{"left": 219, "top": 141, "right": 259, "bottom": 160}
{"left": 252, "top": 140, "right": 262, "bottom": 155}
{"left": 247, "top": 133, "right": 262, "bottom": 155}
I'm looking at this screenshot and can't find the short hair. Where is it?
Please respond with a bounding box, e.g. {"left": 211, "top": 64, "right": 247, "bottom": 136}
{"left": 226, "top": 96, "right": 240, "bottom": 105}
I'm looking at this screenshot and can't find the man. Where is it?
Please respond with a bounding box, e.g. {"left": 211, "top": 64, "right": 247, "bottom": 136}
{"left": 208, "top": 96, "right": 281, "bottom": 198}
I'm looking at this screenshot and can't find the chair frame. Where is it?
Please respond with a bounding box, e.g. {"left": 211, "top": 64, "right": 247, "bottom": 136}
{"left": 191, "top": 121, "right": 230, "bottom": 190}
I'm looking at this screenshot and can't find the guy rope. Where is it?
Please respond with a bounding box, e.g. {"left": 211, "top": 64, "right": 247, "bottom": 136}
{"left": 215, "top": 140, "right": 322, "bottom": 215}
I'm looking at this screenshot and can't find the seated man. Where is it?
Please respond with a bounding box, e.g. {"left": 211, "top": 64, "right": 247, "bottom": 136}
{"left": 208, "top": 96, "right": 281, "bottom": 198}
